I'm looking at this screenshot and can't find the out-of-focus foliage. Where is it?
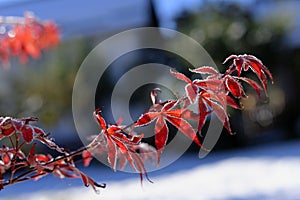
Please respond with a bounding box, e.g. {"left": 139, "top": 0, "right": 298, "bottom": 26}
{"left": 0, "top": 37, "right": 94, "bottom": 126}
{"left": 176, "top": 3, "right": 289, "bottom": 68}
{"left": 0, "top": 12, "right": 60, "bottom": 67}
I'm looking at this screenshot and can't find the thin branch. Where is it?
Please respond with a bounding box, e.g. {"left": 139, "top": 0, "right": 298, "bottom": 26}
{"left": 1, "top": 146, "right": 88, "bottom": 188}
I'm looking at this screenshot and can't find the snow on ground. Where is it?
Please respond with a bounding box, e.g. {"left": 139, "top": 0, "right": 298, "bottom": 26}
{"left": 2, "top": 140, "right": 300, "bottom": 200}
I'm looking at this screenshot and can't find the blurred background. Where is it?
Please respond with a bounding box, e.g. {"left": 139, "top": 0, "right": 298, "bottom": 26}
{"left": 0, "top": 0, "right": 299, "bottom": 150}
{"left": 0, "top": 0, "right": 300, "bottom": 198}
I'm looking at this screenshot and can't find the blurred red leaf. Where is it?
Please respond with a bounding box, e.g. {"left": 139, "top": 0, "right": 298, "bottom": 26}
{"left": 0, "top": 12, "right": 60, "bottom": 66}
{"left": 82, "top": 150, "right": 93, "bottom": 167}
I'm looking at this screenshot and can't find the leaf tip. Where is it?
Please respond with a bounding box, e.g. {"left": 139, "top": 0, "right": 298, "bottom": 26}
{"left": 229, "top": 131, "right": 236, "bottom": 135}
{"left": 201, "top": 146, "right": 211, "bottom": 152}
{"left": 197, "top": 131, "right": 204, "bottom": 138}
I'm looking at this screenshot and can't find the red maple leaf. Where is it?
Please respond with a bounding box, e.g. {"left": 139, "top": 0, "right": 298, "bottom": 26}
{"left": 223, "top": 54, "right": 274, "bottom": 94}
{"left": 190, "top": 66, "right": 247, "bottom": 99}
{"left": 169, "top": 69, "right": 199, "bottom": 104}
{"left": 91, "top": 108, "right": 151, "bottom": 183}
{"left": 197, "top": 90, "right": 234, "bottom": 134}
{"left": 27, "top": 144, "right": 105, "bottom": 193}
{"left": 135, "top": 90, "right": 204, "bottom": 164}
{"left": 171, "top": 67, "right": 242, "bottom": 134}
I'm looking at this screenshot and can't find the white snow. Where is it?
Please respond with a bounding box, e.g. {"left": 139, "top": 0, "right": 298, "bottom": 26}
{"left": 2, "top": 140, "right": 300, "bottom": 200}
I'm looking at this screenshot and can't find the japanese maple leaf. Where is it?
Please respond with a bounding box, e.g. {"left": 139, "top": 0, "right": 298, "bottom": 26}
{"left": 189, "top": 66, "right": 223, "bottom": 92}
{"left": 190, "top": 66, "right": 247, "bottom": 99}
{"left": 169, "top": 69, "right": 199, "bottom": 104}
{"left": 221, "top": 75, "right": 264, "bottom": 98}
{"left": 93, "top": 108, "right": 151, "bottom": 183}
{"left": 135, "top": 92, "right": 204, "bottom": 164}
{"left": 193, "top": 70, "right": 264, "bottom": 99}
{"left": 170, "top": 67, "right": 224, "bottom": 109}
{"left": 0, "top": 117, "right": 39, "bottom": 143}
{"left": 194, "top": 75, "right": 244, "bottom": 111}
{"left": 189, "top": 65, "right": 263, "bottom": 108}
{"left": 0, "top": 146, "right": 26, "bottom": 173}
{"left": 181, "top": 67, "right": 240, "bottom": 133}
{"left": 197, "top": 90, "right": 233, "bottom": 134}
{"left": 223, "top": 54, "right": 274, "bottom": 94}
{"left": 0, "top": 117, "right": 65, "bottom": 154}
{"left": 27, "top": 144, "right": 105, "bottom": 193}
{"left": 223, "top": 75, "right": 247, "bottom": 98}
